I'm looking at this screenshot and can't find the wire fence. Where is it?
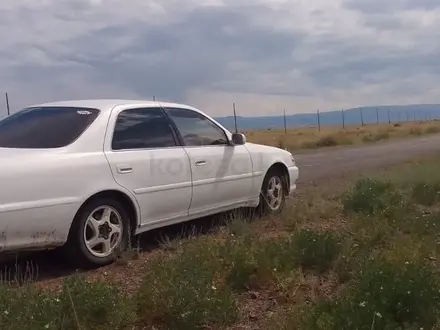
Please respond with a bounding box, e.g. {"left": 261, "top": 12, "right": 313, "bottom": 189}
{"left": 3, "top": 93, "right": 439, "bottom": 133}
{"left": 228, "top": 104, "right": 439, "bottom": 133}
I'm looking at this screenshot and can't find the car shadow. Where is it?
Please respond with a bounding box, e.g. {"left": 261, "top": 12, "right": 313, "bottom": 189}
{"left": 0, "top": 208, "right": 259, "bottom": 285}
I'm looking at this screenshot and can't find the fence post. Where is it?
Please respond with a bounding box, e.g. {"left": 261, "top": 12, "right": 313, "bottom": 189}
{"left": 317, "top": 109, "right": 321, "bottom": 132}
{"left": 376, "top": 107, "right": 379, "bottom": 125}
{"left": 342, "top": 109, "right": 345, "bottom": 129}
{"left": 360, "top": 107, "right": 364, "bottom": 126}
{"left": 233, "top": 102, "right": 238, "bottom": 133}
{"left": 5, "top": 92, "right": 10, "bottom": 116}
{"left": 388, "top": 109, "right": 391, "bottom": 124}
{"left": 283, "top": 109, "right": 287, "bottom": 134}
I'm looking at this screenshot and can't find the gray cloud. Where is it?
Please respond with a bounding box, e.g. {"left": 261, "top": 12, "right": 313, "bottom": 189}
{"left": 344, "top": 0, "right": 440, "bottom": 13}
{"left": 61, "top": 4, "right": 304, "bottom": 101}
{"left": 0, "top": 0, "right": 440, "bottom": 116}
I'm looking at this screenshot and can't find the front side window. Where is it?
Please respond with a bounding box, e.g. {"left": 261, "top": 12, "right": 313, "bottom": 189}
{"left": 0, "top": 106, "right": 100, "bottom": 148}
{"left": 165, "top": 108, "right": 228, "bottom": 146}
{"left": 112, "top": 108, "right": 177, "bottom": 150}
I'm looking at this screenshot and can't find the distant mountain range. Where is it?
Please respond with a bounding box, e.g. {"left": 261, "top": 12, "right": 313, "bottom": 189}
{"left": 214, "top": 104, "right": 440, "bottom": 131}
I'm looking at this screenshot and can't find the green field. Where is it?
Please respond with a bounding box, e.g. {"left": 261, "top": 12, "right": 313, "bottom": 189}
{"left": 3, "top": 156, "right": 440, "bottom": 329}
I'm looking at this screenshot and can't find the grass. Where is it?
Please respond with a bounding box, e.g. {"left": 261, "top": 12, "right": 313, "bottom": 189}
{"left": 245, "top": 120, "right": 440, "bottom": 151}
{"left": 0, "top": 275, "right": 135, "bottom": 329}
{"left": 5, "top": 156, "right": 440, "bottom": 329}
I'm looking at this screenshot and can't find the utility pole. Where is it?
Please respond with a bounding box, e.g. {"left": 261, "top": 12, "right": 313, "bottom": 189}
{"left": 5, "top": 92, "right": 10, "bottom": 116}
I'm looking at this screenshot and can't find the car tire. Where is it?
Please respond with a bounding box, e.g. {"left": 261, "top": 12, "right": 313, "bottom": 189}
{"left": 257, "top": 169, "right": 287, "bottom": 216}
{"left": 65, "top": 197, "right": 129, "bottom": 269}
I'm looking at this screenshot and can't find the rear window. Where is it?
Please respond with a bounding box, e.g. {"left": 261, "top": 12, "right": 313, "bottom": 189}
{"left": 0, "top": 106, "right": 100, "bottom": 148}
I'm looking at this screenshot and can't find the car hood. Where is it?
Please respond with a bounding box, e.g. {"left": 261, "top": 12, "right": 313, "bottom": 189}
{"left": 244, "top": 142, "right": 294, "bottom": 167}
{"left": 245, "top": 142, "right": 291, "bottom": 155}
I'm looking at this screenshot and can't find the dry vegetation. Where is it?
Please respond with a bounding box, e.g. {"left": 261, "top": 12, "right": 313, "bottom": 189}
{"left": 245, "top": 120, "right": 440, "bottom": 151}
{"left": 3, "top": 156, "right": 440, "bottom": 329}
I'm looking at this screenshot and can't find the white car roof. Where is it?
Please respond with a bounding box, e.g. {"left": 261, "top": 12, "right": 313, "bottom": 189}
{"left": 27, "top": 99, "right": 198, "bottom": 113}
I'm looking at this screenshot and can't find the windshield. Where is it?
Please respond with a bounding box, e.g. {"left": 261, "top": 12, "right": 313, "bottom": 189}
{"left": 0, "top": 106, "right": 100, "bottom": 148}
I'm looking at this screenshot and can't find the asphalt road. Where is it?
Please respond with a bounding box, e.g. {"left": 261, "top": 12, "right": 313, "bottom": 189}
{"left": 295, "top": 133, "right": 440, "bottom": 183}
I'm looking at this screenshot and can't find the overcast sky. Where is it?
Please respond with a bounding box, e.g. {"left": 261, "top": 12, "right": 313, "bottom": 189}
{"left": 1, "top": 0, "right": 440, "bottom": 117}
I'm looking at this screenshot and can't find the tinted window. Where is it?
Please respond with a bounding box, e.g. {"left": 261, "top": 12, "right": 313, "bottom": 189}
{"left": 112, "top": 108, "right": 177, "bottom": 150}
{"left": 166, "top": 108, "right": 228, "bottom": 146}
{"left": 0, "top": 106, "right": 100, "bottom": 148}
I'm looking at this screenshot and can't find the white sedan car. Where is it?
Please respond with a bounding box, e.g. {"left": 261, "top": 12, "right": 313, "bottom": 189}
{"left": 0, "top": 99, "right": 299, "bottom": 267}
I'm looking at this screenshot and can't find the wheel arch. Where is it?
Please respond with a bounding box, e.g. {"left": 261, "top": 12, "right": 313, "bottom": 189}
{"left": 71, "top": 189, "right": 140, "bottom": 234}
{"left": 264, "top": 162, "right": 290, "bottom": 192}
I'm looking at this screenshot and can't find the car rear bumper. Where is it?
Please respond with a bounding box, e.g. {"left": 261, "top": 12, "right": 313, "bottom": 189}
{"left": 287, "top": 165, "right": 299, "bottom": 197}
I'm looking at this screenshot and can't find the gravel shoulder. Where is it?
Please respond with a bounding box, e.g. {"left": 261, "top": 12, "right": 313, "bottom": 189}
{"left": 295, "top": 133, "right": 440, "bottom": 183}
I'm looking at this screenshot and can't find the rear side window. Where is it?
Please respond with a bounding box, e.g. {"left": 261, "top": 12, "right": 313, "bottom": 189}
{"left": 111, "top": 108, "right": 177, "bottom": 150}
{"left": 0, "top": 106, "right": 100, "bottom": 148}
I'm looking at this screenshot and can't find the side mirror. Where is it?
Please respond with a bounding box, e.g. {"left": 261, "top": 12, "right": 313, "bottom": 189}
{"left": 231, "top": 133, "right": 246, "bottom": 145}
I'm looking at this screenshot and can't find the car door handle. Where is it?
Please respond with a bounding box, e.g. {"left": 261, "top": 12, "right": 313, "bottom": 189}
{"left": 194, "top": 160, "right": 206, "bottom": 166}
{"left": 117, "top": 165, "right": 133, "bottom": 174}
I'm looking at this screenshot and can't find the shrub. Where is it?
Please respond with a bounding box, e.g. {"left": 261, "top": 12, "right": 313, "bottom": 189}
{"left": 374, "top": 132, "right": 390, "bottom": 141}
{"left": 223, "top": 237, "right": 297, "bottom": 292}
{"left": 411, "top": 181, "right": 440, "bottom": 206}
{"left": 406, "top": 211, "right": 440, "bottom": 237}
{"left": 305, "top": 260, "right": 440, "bottom": 330}
{"left": 343, "top": 178, "right": 404, "bottom": 217}
{"left": 0, "top": 285, "right": 58, "bottom": 330}
{"left": 361, "top": 134, "right": 373, "bottom": 143}
{"left": 262, "top": 307, "right": 303, "bottom": 330}
{"left": 257, "top": 239, "right": 298, "bottom": 273}
{"left": 222, "top": 237, "right": 259, "bottom": 292}
{"left": 292, "top": 230, "right": 341, "bottom": 273}
{"left": 302, "top": 136, "right": 341, "bottom": 149}
{"left": 137, "top": 241, "right": 238, "bottom": 329}
{"left": 0, "top": 276, "right": 134, "bottom": 330}
{"left": 226, "top": 252, "right": 258, "bottom": 292}
{"left": 301, "top": 141, "right": 317, "bottom": 149}
{"left": 425, "top": 126, "right": 440, "bottom": 134}
{"left": 226, "top": 213, "right": 252, "bottom": 237}
{"left": 361, "top": 133, "right": 389, "bottom": 143}
{"left": 277, "top": 137, "right": 286, "bottom": 150}
{"left": 410, "top": 127, "right": 422, "bottom": 136}
{"left": 58, "top": 276, "right": 135, "bottom": 329}
{"left": 315, "top": 136, "right": 339, "bottom": 148}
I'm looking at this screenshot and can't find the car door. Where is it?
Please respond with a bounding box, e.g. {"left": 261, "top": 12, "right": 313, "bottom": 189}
{"left": 104, "top": 106, "right": 192, "bottom": 227}
{"left": 164, "top": 107, "right": 253, "bottom": 216}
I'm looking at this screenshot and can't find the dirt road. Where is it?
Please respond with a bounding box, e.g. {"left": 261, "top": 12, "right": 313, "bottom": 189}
{"left": 295, "top": 133, "right": 440, "bottom": 183}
